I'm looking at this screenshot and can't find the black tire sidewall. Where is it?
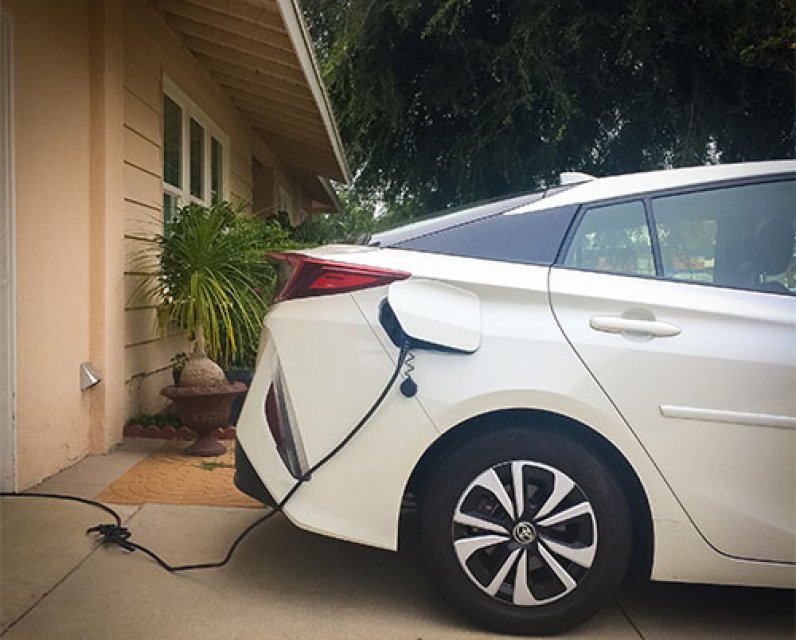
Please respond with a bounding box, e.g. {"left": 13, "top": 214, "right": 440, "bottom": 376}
{"left": 419, "top": 426, "right": 632, "bottom": 635}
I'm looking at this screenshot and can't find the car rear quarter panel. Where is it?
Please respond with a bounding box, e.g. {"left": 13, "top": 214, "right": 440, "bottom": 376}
{"left": 348, "top": 253, "right": 692, "bottom": 531}
{"left": 237, "top": 291, "right": 440, "bottom": 549}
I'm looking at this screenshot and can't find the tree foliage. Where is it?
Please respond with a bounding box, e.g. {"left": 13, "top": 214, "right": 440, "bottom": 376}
{"left": 303, "top": 0, "right": 794, "bottom": 212}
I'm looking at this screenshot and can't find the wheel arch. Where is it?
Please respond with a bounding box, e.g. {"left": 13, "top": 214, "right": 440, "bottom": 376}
{"left": 402, "top": 408, "right": 654, "bottom": 579}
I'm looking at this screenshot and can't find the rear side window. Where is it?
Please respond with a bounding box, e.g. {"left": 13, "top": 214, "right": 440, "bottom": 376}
{"left": 390, "top": 205, "right": 577, "bottom": 266}
{"left": 652, "top": 180, "right": 795, "bottom": 294}
{"left": 563, "top": 201, "right": 655, "bottom": 276}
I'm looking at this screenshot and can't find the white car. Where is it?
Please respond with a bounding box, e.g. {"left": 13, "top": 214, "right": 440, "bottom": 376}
{"left": 235, "top": 160, "right": 795, "bottom": 634}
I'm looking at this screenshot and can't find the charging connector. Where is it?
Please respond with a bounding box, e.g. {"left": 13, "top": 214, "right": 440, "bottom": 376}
{"left": 400, "top": 377, "right": 417, "bottom": 398}
{"left": 399, "top": 347, "right": 417, "bottom": 397}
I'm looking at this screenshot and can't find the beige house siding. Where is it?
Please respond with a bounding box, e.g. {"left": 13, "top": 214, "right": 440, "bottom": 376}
{"left": 122, "top": 1, "right": 243, "bottom": 416}
{"left": 120, "top": 0, "right": 302, "bottom": 416}
{"left": 5, "top": 0, "right": 347, "bottom": 490}
{"left": 8, "top": 0, "right": 93, "bottom": 488}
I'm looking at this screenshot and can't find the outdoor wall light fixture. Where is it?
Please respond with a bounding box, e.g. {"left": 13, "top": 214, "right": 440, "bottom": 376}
{"left": 79, "top": 362, "right": 102, "bottom": 391}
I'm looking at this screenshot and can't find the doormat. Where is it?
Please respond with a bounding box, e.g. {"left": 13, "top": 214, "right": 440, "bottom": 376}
{"left": 95, "top": 441, "right": 262, "bottom": 508}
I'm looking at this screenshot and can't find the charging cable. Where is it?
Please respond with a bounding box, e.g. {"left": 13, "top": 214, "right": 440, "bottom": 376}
{"left": 0, "top": 341, "right": 412, "bottom": 573}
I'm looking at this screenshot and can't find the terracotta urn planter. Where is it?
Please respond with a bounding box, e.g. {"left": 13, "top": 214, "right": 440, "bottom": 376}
{"left": 161, "top": 382, "right": 247, "bottom": 456}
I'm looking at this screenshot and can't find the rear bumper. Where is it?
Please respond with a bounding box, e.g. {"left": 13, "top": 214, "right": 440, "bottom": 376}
{"left": 234, "top": 440, "right": 278, "bottom": 508}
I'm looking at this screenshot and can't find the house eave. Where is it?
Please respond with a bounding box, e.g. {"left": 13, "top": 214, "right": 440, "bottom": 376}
{"left": 275, "top": 0, "right": 351, "bottom": 184}
{"left": 156, "top": 0, "right": 350, "bottom": 185}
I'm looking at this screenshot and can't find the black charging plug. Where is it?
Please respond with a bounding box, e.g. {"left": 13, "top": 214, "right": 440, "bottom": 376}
{"left": 400, "top": 377, "right": 417, "bottom": 398}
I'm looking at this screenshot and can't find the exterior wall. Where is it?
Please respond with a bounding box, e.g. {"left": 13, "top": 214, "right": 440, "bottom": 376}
{"left": 5, "top": 0, "right": 334, "bottom": 488}
{"left": 121, "top": 0, "right": 260, "bottom": 416}
{"left": 8, "top": 0, "right": 93, "bottom": 487}
{"left": 251, "top": 132, "right": 313, "bottom": 224}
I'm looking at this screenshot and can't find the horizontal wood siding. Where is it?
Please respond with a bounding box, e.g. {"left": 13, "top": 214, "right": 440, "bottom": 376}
{"left": 124, "top": 89, "right": 160, "bottom": 145}
{"left": 124, "top": 162, "right": 160, "bottom": 209}
{"left": 124, "top": 52, "right": 160, "bottom": 109}
{"left": 124, "top": 127, "right": 160, "bottom": 175}
{"left": 126, "top": 368, "right": 173, "bottom": 418}
{"left": 124, "top": 335, "right": 186, "bottom": 382}
{"left": 124, "top": 200, "right": 161, "bottom": 239}
{"left": 122, "top": 0, "right": 255, "bottom": 414}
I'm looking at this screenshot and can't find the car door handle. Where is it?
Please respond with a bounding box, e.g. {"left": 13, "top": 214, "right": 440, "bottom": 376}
{"left": 589, "top": 316, "right": 682, "bottom": 337}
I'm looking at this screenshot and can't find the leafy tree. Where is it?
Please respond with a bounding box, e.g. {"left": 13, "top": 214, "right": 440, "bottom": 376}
{"left": 281, "top": 186, "right": 380, "bottom": 244}
{"left": 285, "top": 184, "right": 420, "bottom": 243}
{"left": 303, "top": 0, "right": 794, "bottom": 213}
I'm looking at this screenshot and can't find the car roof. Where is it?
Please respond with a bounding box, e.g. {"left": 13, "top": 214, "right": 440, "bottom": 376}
{"left": 508, "top": 160, "right": 795, "bottom": 215}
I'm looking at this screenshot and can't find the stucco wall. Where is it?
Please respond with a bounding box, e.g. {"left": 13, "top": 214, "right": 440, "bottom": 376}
{"left": 8, "top": 0, "right": 93, "bottom": 487}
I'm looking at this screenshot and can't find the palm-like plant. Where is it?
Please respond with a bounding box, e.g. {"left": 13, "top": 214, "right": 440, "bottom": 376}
{"left": 134, "top": 202, "right": 291, "bottom": 386}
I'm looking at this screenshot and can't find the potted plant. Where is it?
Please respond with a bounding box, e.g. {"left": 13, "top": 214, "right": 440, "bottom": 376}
{"left": 217, "top": 211, "right": 296, "bottom": 424}
{"left": 134, "top": 202, "right": 283, "bottom": 455}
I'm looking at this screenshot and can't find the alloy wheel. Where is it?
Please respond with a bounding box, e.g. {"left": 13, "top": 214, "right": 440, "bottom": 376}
{"left": 452, "top": 460, "right": 597, "bottom": 606}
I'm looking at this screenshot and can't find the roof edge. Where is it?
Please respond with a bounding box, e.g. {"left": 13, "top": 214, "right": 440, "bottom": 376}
{"left": 275, "top": 0, "right": 351, "bottom": 184}
{"left": 318, "top": 176, "right": 343, "bottom": 212}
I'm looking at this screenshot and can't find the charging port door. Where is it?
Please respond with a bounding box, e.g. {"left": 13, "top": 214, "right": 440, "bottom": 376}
{"left": 387, "top": 279, "right": 482, "bottom": 353}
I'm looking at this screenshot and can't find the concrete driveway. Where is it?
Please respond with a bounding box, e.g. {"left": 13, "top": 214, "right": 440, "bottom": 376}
{"left": 1, "top": 496, "right": 793, "bottom": 640}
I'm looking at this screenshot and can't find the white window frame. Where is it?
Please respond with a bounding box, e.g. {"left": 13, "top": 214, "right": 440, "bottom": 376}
{"left": 162, "top": 76, "right": 230, "bottom": 216}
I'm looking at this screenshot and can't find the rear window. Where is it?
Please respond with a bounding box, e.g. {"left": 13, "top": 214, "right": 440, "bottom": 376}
{"left": 368, "top": 191, "right": 547, "bottom": 247}
{"left": 386, "top": 205, "right": 578, "bottom": 266}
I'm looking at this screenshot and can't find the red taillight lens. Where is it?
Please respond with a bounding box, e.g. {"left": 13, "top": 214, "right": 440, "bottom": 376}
{"left": 271, "top": 253, "right": 410, "bottom": 303}
{"left": 265, "top": 384, "right": 283, "bottom": 450}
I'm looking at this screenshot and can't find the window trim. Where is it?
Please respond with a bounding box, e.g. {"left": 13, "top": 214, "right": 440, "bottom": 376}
{"left": 162, "top": 76, "right": 230, "bottom": 216}
{"left": 643, "top": 198, "right": 664, "bottom": 277}
{"left": 555, "top": 174, "right": 796, "bottom": 295}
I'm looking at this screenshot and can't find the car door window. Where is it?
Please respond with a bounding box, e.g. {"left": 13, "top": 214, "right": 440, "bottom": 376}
{"left": 563, "top": 200, "right": 655, "bottom": 276}
{"left": 652, "top": 180, "right": 795, "bottom": 294}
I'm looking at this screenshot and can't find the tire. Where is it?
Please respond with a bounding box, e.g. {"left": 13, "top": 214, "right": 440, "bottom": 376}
{"left": 418, "top": 426, "right": 632, "bottom": 635}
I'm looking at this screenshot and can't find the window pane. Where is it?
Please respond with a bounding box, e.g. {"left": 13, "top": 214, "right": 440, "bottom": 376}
{"left": 393, "top": 205, "right": 577, "bottom": 265}
{"left": 163, "top": 192, "right": 178, "bottom": 234}
{"left": 190, "top": 118, "right": 204, "bottom": 199}
{"left": 654, "top": 180, "right": 795, "bottom": 293}
{"left": 211, "top": 137, "right": 223, "bottom": 204}
{"left": 654, "top": 203, "right": 717, "bottom": 284}
{"left": 163, "top": 95, "right": 181, "bottom": 188}
{"left": 564, "top": 201, "right": 654, "bottom": 276}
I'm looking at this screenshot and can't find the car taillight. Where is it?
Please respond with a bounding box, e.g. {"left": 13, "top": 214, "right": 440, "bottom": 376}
{"left": 271, "top": 252, "right": 410, "bottom": 303}
{"left": 265, "top": 367, "right": 309, "bottom": 479}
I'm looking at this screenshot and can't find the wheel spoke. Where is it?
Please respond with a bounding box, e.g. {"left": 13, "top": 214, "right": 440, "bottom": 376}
{"left": 449, "top": 459, "right": 600, "bottom": 609}
{"left": 512, "top": 550, "right": 540, "bottom": 605}
{"left": 454, "top": 511, "right": 510, "bottom": 535}
{"left": 537, "top": 544, "right": 577, "bottom": 595}
{"left": 511, "top": 461, "right": 526, "bottom": 518}
{"left": 536, "top": 501, "right": 593, "bottom": 528}
{"left": 474, "top": 468, "right": 516, "bottom": 520}
{"left": 534, "top": 468, "right": 574, "bottom": 521}
{"left": 485, "top": 548, "right": 521, "bottom": 596}
{"left": 540, "top": 536, "right": 596, "bottom": 568}
{"left": 454, "top": 534, "right": 510, "bottom": 564}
